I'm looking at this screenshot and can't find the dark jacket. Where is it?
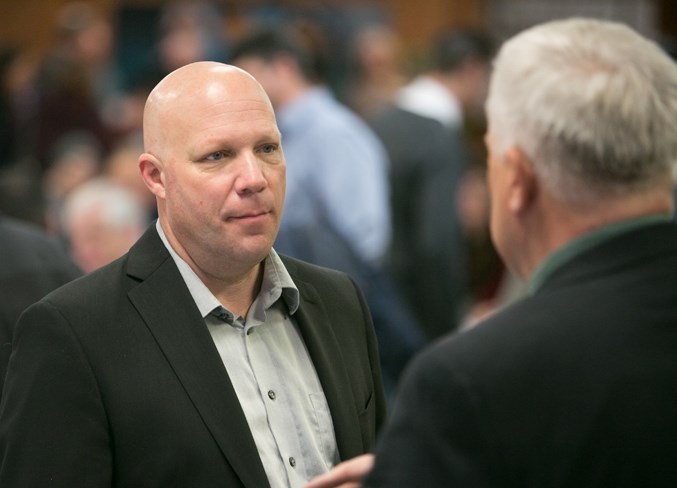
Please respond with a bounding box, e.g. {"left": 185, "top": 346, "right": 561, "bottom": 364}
{"left": 0, "top": 216, "right": 81, "bottom": 393}
{"left": 366, "top": 221, "right": 677, "bottom": 487}
{"left": 0, "top": 224, "right": 386, "bottom": 487}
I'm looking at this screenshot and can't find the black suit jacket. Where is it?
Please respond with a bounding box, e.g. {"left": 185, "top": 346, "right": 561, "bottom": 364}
{"left": 0, "top": 216, "right": 81, "bottom": 394}
{"left": 0, "top": 225, "right": 386, "bottom": 487}
{"left": 369, "top": 105, "right": 468, "bottom": 339}
{"left": 366, "top": 221, "right": 677, "bottom": 487}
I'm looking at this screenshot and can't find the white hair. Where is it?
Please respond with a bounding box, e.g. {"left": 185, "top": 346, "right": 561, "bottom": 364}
{"left": 62, "top": 177, "right": 147, "bottom": 235}
{"left": 486, "top": 18, "right": 677, "bottom": 204}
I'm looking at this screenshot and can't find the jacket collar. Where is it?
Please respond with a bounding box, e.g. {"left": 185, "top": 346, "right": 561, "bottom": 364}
{"left": 125, "top": 224, "right": 365, "bottom": 483}
{"left": 126, "top": 224, "right": 271, "bottom": 488}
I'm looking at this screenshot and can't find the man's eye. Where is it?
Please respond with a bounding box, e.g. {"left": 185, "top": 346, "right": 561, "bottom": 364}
{"left": 206, "top": 151, "right": 227, "bottom": 161}
{"left": 260, "top": 144, "right": 277, "bottom": 154}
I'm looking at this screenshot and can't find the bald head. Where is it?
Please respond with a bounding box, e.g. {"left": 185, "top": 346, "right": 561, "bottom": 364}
{"left": 137, "top": 60, "right": 286, "bottom": 284}
{"left": 143, "top": 62, "right": 275, "bottom": 160}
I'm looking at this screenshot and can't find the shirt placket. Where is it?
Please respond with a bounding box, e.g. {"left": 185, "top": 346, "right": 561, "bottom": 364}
{"left": 244, "top": 320, "right": 306, "bottom": 487}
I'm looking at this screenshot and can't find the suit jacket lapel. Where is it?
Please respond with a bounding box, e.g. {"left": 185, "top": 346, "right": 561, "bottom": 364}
{"left": 291, "top": 277, "right": 365, "bottom": 460}
{"left": 125, "top": 226, "right": 270, "bottom": 488}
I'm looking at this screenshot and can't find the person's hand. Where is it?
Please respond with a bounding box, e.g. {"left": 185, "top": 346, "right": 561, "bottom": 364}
{"left": 305, "top": 454, "right": 375, "bottom": 488}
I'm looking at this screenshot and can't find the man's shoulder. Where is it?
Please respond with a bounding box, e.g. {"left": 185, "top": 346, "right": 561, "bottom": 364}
{"left": 1, "top": 217, "right": 68, "bottom": 260}
{"left": 0, "top": 216, "right": 82, "bottom": 279}
{"left": 412, "top": 294, "right": 571, "bottom": 375}
{"left": 370, "top": 104, "right": 445, "bottom": 131}
{"left": 416, "top": 228, "right": 677, "bottom": 377}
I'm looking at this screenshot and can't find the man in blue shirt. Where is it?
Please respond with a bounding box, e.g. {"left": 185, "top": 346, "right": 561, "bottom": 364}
{"left": 230, "top": 27, "right": 425, "bottom": 399}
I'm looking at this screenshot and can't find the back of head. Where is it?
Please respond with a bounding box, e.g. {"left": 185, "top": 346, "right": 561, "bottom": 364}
{"left": 228, "top": 25, "right": 324, "bottom": 84}
{"left": 487, "top": 18, "right": 677, "bottom": 204}
{"left": 432, "top": 28, "right": 496, "bottom": 73}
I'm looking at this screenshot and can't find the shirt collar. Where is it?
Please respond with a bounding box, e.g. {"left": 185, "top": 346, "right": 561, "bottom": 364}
{"left": 395, "top": 75, "right": 463, "bottom": 128}
{"left": 155, "top": 220, "right": 299, "bottom": 319}
{"left": 528, "top": 214, "right": 672, "bottom": 295}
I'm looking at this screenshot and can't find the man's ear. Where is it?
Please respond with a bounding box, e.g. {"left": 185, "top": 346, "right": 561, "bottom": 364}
{"left": 138, "top": 153, "right": 166, "bottom": 199}
{"left": 504, "top": 146, "right": 536, "bottom": 214}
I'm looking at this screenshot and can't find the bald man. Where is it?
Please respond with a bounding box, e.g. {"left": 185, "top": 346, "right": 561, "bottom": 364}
{"left": 0, "top": 62, "right": 385, "bottom": 488}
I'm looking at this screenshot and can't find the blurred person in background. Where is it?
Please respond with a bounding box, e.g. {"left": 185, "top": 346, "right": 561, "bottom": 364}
{"left": 230, "top": 25, "right": 425, "bottom": 400}
{"left": 344, "top": 22, "right": 408, "bottom": 119}
{"left": 140, "top": 0, "right": 228, "bottom": 86}
{"left": 42, "top": 131, "right": 103, "bottom": 234}
{"left": 0, "top": 214, "right": 81, "bottom": 398}
{"left": 0, "top": 43, "right": 43, "bottom": 171}
{"left": 368, "top": 105, "right": 468, "bottom": 341}
{"left": 307, "top": 17, "right": 677, "bottom": 488}
{"left": 32, "top": 1, "right": 119, "bottom": 170}
{"left": 0, "top": 47, "right": 20, "bottom": 170}
{"left": 60, "top": 177, "right": 148, "bottom": 273}
{"left": 229, "top": 25, "right": 391, "bottom": 282}
{"left": 396, "top": 27, "right": 495, "bottom": 130}
{"left": 103, "top": 135, "right": 158, "bottom": 222}
{"left": 368, "top": 28, "right": 499, "bottom": 339}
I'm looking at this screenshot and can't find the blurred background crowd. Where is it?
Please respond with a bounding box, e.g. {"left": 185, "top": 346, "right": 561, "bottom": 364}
{"left": 1, "top": 0, "right": 676, "bottom": 393}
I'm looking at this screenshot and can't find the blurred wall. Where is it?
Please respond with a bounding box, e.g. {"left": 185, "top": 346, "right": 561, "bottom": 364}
{"left": 1, "top": 0, "right": 673, "bottom": 80}
{"left": 1, "top": 0, "right": 487, "bottom": 57}
{"left": 0, "top": 0, "right": 118, "bottom": 53}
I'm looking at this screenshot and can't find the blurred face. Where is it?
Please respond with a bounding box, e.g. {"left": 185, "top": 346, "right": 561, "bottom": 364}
{"left": 69, "top": 206, "right": 140, "bottom": 273}
{"left": 464, "top": 60, "right": 492, "bottom": 119}
{"left": 142, "top": 65, "right": 286, "bottom": 279}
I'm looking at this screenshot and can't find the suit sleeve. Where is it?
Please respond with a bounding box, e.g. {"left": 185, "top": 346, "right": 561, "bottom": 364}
{"left": 363, "top": 346, "right": 499, "bottom": 487}
{"left": 0, "top": 301, "right": 112, "bottom": 487}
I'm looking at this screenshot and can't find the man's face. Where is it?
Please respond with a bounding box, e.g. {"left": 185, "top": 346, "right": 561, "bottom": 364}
{"left": 69, "top": 206, "right": 142, "bottom": 273}
{"left": 468, "top": 62, "right": 492, "bottom": 117}
{"left": 158, "top": 79, "right": 286, "bottom": 277}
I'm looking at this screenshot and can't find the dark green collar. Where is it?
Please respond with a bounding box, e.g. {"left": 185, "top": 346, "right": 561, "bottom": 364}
{"left": 528, "top": 214, "right": 672, "bottom": 295}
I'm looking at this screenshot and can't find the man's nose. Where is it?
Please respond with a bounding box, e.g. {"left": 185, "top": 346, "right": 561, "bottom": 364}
{"left": 234, "top": 152, "right": 267, "bottom": 194}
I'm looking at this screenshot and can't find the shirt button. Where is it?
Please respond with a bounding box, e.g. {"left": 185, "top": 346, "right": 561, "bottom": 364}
{"left": 268, "top": 390, "right": 276, "bottom": 400}
{"left": 289, "top": 457, "right": 296, "bottom": 468}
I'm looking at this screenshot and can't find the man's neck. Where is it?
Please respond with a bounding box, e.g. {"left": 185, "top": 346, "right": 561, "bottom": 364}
{"left": 523, "top": 187, "right": 674, "bottom": 280}
{"left": 202, "top": 264, "right": 264, "bottom": 319}
{"left": 157, "top": 219, "right": 265, "bottom": 318}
